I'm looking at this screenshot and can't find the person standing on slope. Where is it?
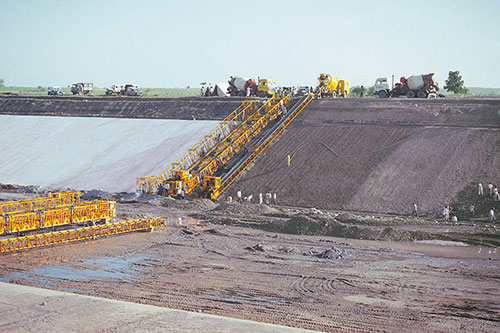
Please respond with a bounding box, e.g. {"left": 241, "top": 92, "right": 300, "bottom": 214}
{"left": 478, "top": 182, "right": 484, "bottom": 196}
{"left": 490, "top": 208, "right": 496, "bottom": 223}
{"left": 488, "top": 183, "right": 494, "bottom": 196}
{"left": 443, "top": 206, "right": 449, "bottom": 222}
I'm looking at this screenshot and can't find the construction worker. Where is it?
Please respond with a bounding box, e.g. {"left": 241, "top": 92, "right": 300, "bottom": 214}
{"left": 360, "top": 85, "right": 365, "bottom": 98}
{"left": 259, "top": 193, "right": 263, "bottom": 205}
{"left": 412, "top": 203, "right": 418, "bottom": 217}
{"left": 247, "top": 194, "right": 253, "bottom": 202}
{"left": 478, "top": 182, "right": 484, "bottom": 196}
{"left": 490, "top": 208, "right": 496, "bottom": 223}
{"left": 237, "top": 190, "right": 242, "bottom": 203}
{"left": 227, "top": 196, "right": 232, "bottom": 203}
{"left": 494, "top": 186, "right": 499, "bottom": 201}
{"left": 488, "top": 183, "right": 494, "bottom": 196}
{"left": 265, "top": 192, "right": 272, "bottom": 205}
{"left": 470, "top": 204, "right": 476, "bottom": 216}
{"left": 287, "top": 155, "right": 291, "bottom": 167}
{"left": 443, "top": 206, "right": 449, "bottom": 222}
{"left": 273, "top": 192, "right": 277, "bottom": 205}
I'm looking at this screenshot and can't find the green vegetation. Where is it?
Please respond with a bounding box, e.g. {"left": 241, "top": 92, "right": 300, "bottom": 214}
{"left": 444, "top": 70, "right": 469, "bottom": 95}
{"left": 0, "top": 86, "right": 200, "bottom": 97}
{"left": 350, "top": 85, "right": 375, "bottom": 98}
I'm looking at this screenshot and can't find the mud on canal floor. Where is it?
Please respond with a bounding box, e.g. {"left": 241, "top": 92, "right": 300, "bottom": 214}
{"left": 1, "top": 199, "right": 499, "bottom": 332}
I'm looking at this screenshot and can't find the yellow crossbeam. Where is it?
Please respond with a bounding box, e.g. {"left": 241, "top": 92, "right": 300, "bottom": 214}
{"left": 0, "top": 217, "right": 164, "bottom": 253}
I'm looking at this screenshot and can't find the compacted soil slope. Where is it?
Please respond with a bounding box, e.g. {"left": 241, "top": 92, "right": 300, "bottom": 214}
{"left": 228, "top": 98, "right": 500, "bottom": 214}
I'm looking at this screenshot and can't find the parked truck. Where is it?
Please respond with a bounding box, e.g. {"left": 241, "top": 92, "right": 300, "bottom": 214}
{"left": 71, "top": 82, "right": 93, "bottom": 95}
{"left": 105, "top": 84, "right": 124, "bottom": 96}
{"left": 228, "top": 76, "right": 257, "bottom": 96}
{"left": 105, "top": 84, "right": 142, "bottom": 96}
{"left": 316, "top": 74, "right": 349, "bottom": 98}
{"left": 374, "top": 73, "right": 439, "bottom": 98}
{"left": 227, "top": 76, "right": 278, "bottom": 97}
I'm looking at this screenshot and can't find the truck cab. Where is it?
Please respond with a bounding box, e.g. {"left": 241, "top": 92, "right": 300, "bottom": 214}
{"left": 374, "top": 77, "right": 393, "bottom": 98}
{"left": 257, "top": 79, "right": 277, "bottom": 98}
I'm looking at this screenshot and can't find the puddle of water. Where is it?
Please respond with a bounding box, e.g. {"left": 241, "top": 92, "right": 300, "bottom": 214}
{"left": 414, "top": 240, "right": 469, "bottom": 247}
{"left": 0, "top": 255, "right": 149, "bottom": 288}
{"left": 204, "top": 291, "right": 288, "bottom": 306}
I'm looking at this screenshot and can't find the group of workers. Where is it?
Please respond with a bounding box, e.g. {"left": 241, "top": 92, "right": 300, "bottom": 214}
{"left": 478, "top": 182, "right": 498, "bottom": 222}
{"left": 227, "top": 190, "right": 278, "bottom": 205}
{"left": 410, "top": 181, "right": 499, "bottom": 223}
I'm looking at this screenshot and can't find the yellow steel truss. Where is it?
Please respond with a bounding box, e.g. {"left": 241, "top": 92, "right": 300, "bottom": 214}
{"left": 208, "top": 93, "right": 315, "bottom": 199}
{"left": 0, "top": 199, "right": 116, "bottom": 235}
{"left": 0, "top": 217, "right": 164, "bottom": 253}
{"left": 0, "top": 191, "right": 80, "bottom": 215}
{"left": 164, "top": 94, "right": 292, "bottom": 196}
{"left": 136, "top": 100, "right": 259, "bottom": 194}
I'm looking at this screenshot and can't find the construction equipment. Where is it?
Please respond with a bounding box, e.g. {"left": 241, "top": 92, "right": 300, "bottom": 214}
{"left": 228, "top": 76, "right": 257, "bottom": 96}
{"left": 71, "top": 83, "right": 94, "bottom": 95}
{"left": 48, "top": 86, "right": 64, "bottom": 95}
{"left": 136, "top": 100, "right": 260, "bottom": 194}
{"left": 316, "top": 74, "right": 349, "bottom": 98}
{"left": 374, "top": 73, "right": 439, "bottom": 98}
{"left": 137, "top": 94, "right": 294, "bottom": 198}
{"left": 205, "top": 93, "right": 315, "bottom": 199}
{"left": 0, "top": 217, "right": 164, "bottom": 253}
{"left": 0, "top": 191, "right": 80, "bottom": 215}
{"left": 0, "top": 198, "right": 116, "bottom": 235}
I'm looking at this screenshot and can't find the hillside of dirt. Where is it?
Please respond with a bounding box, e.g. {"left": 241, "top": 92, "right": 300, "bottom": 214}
{"left": 0, "top": 95, "right": 250, "bottom": 120}
{"left": 227, "top": 98, "right": 500, "bottom": 215}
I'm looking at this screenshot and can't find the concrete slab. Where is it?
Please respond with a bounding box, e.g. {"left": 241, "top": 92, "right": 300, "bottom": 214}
{"left": 0, "top": 282, "right": 314, "bottom": 332}
{"left": 0, "top": 115, "right": 218, "bottom": 192}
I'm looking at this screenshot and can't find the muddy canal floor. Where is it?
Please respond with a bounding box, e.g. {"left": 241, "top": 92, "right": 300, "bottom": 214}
{"left": 1, "top": 200, "right": 500, "bottom": 332}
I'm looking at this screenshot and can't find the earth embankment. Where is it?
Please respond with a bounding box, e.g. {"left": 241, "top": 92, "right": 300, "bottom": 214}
{"left": 228, "top": 98, "right": 500, "bottom": 214}
{"left": 0, "top": 95, "right": 247, "bottom": 120}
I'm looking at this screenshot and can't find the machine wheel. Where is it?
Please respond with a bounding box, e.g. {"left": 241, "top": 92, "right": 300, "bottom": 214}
{"left": 407, "top": 91, "right": 416, "bottom": 98}
{"left": 417, "top": 91, "right": 427, "bottom": 98}
{"left": 331, "top": 91, "right": 337, "bottom": 98}
{"left": 378, "top": 90, "right": 388, "bottom": 98}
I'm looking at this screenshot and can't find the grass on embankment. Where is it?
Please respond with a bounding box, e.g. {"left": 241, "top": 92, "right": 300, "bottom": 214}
{"left": 0, "top": 86, "right": 200, "bottom": 97}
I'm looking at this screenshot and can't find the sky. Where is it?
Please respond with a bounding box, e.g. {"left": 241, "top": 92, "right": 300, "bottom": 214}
{"left": 1, "top": 0, "right": 499, "bottom": 88}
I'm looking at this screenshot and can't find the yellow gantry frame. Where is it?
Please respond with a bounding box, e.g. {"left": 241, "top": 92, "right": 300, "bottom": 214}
{"left": 136, "top": 100, "right": 259, "bottom": 194}
{"left": 0, "top": 217, "right": 164, "bottom": 253}
{"left": 0, "top": 191, "right": 80, "bottom": 215}
{"left": 0, "top": 199, "right": 116, "bottom": 235}
{"left": 207, "top": 93, "right": 315, "bottom": 199}
{"left": 165, "top": 94, "right": 291, "bottom": 196}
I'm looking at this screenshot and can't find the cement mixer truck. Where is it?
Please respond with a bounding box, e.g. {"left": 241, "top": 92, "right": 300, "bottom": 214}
{"left": 316, "top": 74, "right": 349, "bottom": 98}
{"left": 228, "top": 76, "right": 257, "bottom": 96}
{"left": 374, "top": 73, "right": 439, "bottom": 98}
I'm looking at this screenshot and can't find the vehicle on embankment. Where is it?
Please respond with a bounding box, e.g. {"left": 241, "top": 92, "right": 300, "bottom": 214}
{"left": 374, "top": 73, "right": 439, "bottom": 98}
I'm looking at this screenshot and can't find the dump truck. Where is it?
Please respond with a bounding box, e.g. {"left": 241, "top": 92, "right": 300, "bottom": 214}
{"left": 71, "top": 82, "right": 93, "bottom": 95}
{"left": 316, "top": 74, "right": 349, "bottom": 98}
{"left": 121, "top": 84, "right": 142, "bottom": 96}
{"left": 374, "top": 73, "right": 439, "bottom": 98}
